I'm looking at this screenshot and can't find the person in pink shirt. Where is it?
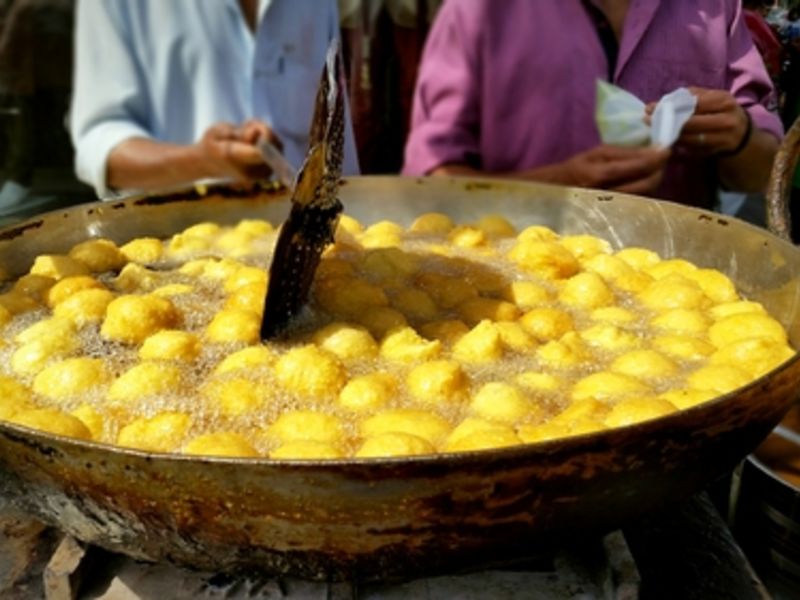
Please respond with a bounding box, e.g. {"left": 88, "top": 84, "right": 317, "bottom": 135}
{"left": 402, "top": 0, "right": 783, "bottom": 209}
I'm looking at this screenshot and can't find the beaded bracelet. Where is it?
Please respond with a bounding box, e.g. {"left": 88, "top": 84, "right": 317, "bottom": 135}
{"left": 716, "top": 109, "right": 753, "bottom": 159}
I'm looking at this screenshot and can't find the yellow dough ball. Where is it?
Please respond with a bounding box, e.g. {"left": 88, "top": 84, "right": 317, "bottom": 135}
{"left": 223, "top": 266, "right": 267, "bottom": 293}
{"left": 268, "top": 410, "right": 344, "bottom": 444}
{"left": 380, "top": 326, "right": 441, "bottom": 362}
{"left": 589, "top": 306, "right": 638, "bottom": 325}
{"left": 658, "top": 389, "right": 718, "bottom": 410}
{"left": 709, "top": 338, "right": 795, "bottom": 379}
{"left": 494, "top": 321, "right": 537, "bottom": 353}
{"left": 117, "top": 412, "right": 192, "bottom": 452}
{"left": 407, "top": 360, "right": 468, "bottom": 405}
{"left": 360, "top": 247, "right": 420, "bottom": 281}
{"left": 448, "top": 225, "right": 487, "bottom": 248}
{"left": 452, "top": 320, "right": 504, "bottom": 363}
{"left": 183, "top": 432, "right": 259, "bottom": 458}
{"left": 205, "top": 309, "right": 261, "bottom": 345}
{"left": 571, "top": 371, "right": 651, "bottom": 402}
{"left": 579, "top": 323, "right": 640, "bottom": 352}
{"left": 615, "top": 247, "right": 660, "bottom": 270}
{"left": 202, "top": 377, "right": 273, "bottom": 417}
{"left": 112, "top": 263, "right": 162, "bottom": 293}
{"left": 417, "top": 319, "right": 469, "bottom": 347}
{"left": 11, "top": 335, "right": 79, "bottom": 376}
{"left": 235, "top": 218, "right": 274, "bottom": 237}
{"left": 560, "top": 234, "right": 611, "bottom": 259}
{"left": 68, "top": 238, "right": 126, "bottom": 273}
{"left": 415, "top": 272, "right": 478, "bottom": 309}
{"left": 651, "top": 335, "right": 715, "bottom": 361}
{"left": 457, "top": 297, "right": 520, "bottom": 325}
{"left": 70, "top": 404, "right": 105, "bottom": 440}
{"left": 16, "top": 316, "right": 76, "bottom": 345}
{"left": 107, "top": 362, "right": 182, "bottom": 402}
{"left": 0, "top": 290, "right": 39, "bottom": 314}
{"left": 139, "top": 330, "right": 201, "bottom": 361}
{"left": 708, "top": 300, "right": 767, "bottom": 321}
{"left": 646, "top": 258, "right": 698, "bottom": 280}
{"left": 518, "top": 225, "right": 558, "bottom": 242}
{"left": 507, "top": 240, "right": 579, "bottom": 280}
{"left": 223, "top": 281, "right": 266, "bottom": 314}
{"left": 120, "top": 237, "right": 163, "bottom": 264}
{"left": 637, "top": 275, "right": 710, "bottom": 311}
{"left": 650, "top": 309, "right": 711, "bottom": 336}
{"left": 30, "top": 254, "right": 90, "bottom": 280}
{"left": 551, "top": 398, "right": 610, "bottom": 426}
{"left": 355, "top": 432, "right": 435, "bottom": 458}
{"left": 353, "top": 306, "right": 408, "bottom": 339}
{"left": 269, "top": 440, "right": 344, "bottom": 459}
{"left": 13, "top": 274, "right": 56, "bottom": 302}
{"left": 9, "top": 408, "right": 91, "bottom": 440}
{"left": 312, "top": 323, "right": 378, "bottom": 361}
{"left": 502, "top": 281, "right": 551, "bottom": 309}
{"left": 315, "top": 277, "right": 389, "bottom": 318}
{"left": 338, "top": 373, "right": 398, "bottom": 412}
{"left": 515, "top": 371, "right": 564, "bottom": 394}
{"left": 360, "top": 409, "right": 451, "bottom": 445}
{"left": 0, "top": 376, "right": 35, "bottom": 420}
{"left": 708, "top": 312, "right": 788, "bottom": 348}
{"left": 469, "top": 382, "right": 538, "bottom": 424}
{"left": 685, "top": 268, "right": 738, "bottom": 303}
{"left": 558, "top": 272, "right": 615, "bottom": 309}
{"left": 686, "top": 364, "right": 752, "bottom": 395}
{"left": 101, "top": 294, "right": 180, "bottom": 344}
{"left": 409, "top": 212, "right": 455, "bottom": 234}
{"left": 609, "top": 349, "right": 678, "bottom": 380}
{"left": 517, "top": 421, "right": 573, "bottom": 444}
{"left": 53, "top": 289, "right": 115, "bottom": 326}
{"left": 274, "top": 345, "right": 347, "bottom": 398}
{"left": 213, "top": 346, "right": 275, "bottom": 375}
{"left": 536, "top": 332, "right": 588, "bottom": 369}
{"left": 603, "top": 397, "right": 677, "bottom": 428}
{"left": 519, "top": 307, "right": 574, "bottom": 342}
{"left": 45, "top": 275, "right": 105, "bottom": 307}
{"left": 33, "top": 357, "right": 110, "bottom": 401}
{"left": 444, "top": 418, "right": 520, "bottom": 452}
{"left": 392, "top": 288, "right": 438, "bottom": 321}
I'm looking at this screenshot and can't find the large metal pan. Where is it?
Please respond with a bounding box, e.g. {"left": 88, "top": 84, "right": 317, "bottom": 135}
{"left": 1, "top": 128, "right": 800, "bottom": 580}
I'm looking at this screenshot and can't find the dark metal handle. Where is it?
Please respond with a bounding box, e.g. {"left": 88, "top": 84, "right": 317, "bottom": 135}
{"left": 766, "top": 116, "right": 800, "bottom": 241}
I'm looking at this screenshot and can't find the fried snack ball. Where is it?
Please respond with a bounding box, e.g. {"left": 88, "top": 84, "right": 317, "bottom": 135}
{"left": 315, "top": 277, "right": 389, "bottom": 318}
{"left": 469, "top": 382, "right": 538, "bottom": 425}
{"left": 708, "top": 312, "right": 788, "bottom": 348}
{"left": 646, "top": 258, "right": 698, "bottom": 280}
{"left": 536, "top": 332, "right": 588, "bottom": 369}
{"left": 610, "top": 349, "right": 679, "bottom": 380}
{"left": 457, "top": 297, "right": 520, "bottom": 325}
{"left": 520, "top": 307, "right": 574, "bottom": 342}
{"left": 0, "top": 303, "right": 12, "bottom": 329}
{"left": 415, "top": 272, "right": 478, "bottom": 309}
{"left": 353, "top": 306, "right": 408, "bottom": 339}
{"left": 13, "top": 274, "right": 55, "bottom": 302}
{"left": 183, "top": 432, "right": 259, "bottom": 457}
{"left": 650, "top": 309, "right": 710, "bottom": 336}
{"left": 53, "top": 289, "right": 115, "bottom": 326}
{"left": 502, "top": 281, "right": 551, "bottom": 309}
{"left": 452, "top": 320, "right": 504, "bottom": 363}
{"left": 418, "top": 319, "right": 469, "bottom": 347}
{"left": 356, "top": 432, "right": 435, "bottom": 458}
{"left": 9, "top": 408, "right": 91, "bottom": 440}
{"left": 0, "top": 375, "right": 35, "bottom": 420}
{"left": 101, "top": 294, "right": 180, "bottom": 344}
{"left": 589, "top": 306, "right": 638, "bottom": 325}
{"left": 224, "top": 281, "right": 266, "bottom": 313}
{"left": 494, "top": 321, "right": 536, "bottom": 353}
{"left": 139, "top": 330, "right": 201, "bottom": 361}
{"left": 152, "top": 283, "right": 194, "bottom": 298}
{"left": 518, "top": 225, "right": 558, "bottom": 242}
{"left": 112, "top": 263, "right": 162, "bottom": 293}
{"left": 274, "top": 345, "right": 347, "bottom": 398}
{"left": 409, "top": 212, "right": 455, "bottom": 234}
{"left": 708, "top": 300, "right": 766, "bottom": 321}
{"left": 223, "top": 265, "right": 267, "bottom": 293}
{"left": 360, "top": 247, "right": 420, "bottom": 281}
{"left": 338, "top": 372, "right": 398, "bottom": 412}
{"left": 270, "top": 440, "right": 344, "bottom": 459}
{"left": 268, "top": 410, "right": 344, "bottom": 444}
{"left": 70, "top": 404, "right": 105, "bottom": 440}
{"left": 335, "top": 214, "right": 363, "bottom": 236}
{"left": 551, "top": 398, "right": 610, "bottom": 426}
{"left": 582, "top": 254, "right": 652, "bottom": 293}
{"left": 651, "top": 335, "right": 715, "bottom": 361}
{"left": 16, "top": 316, "right": 76, "bottom": 345}
{"left": 406, "top": 359, "right": 468, "bottom": 405}
{"left": 517, "top": 421, "right": 572, "bottom": 444}
{"left": 508, "top": 240, "right": 579, "bottom": 280}
{"left": 205, "top": 309, "right": 261, "bottom": 345}
{"left": 380, "top": 326, "right": 441, "bottom": 362}
{"left": 0, "top": 290, "right": 39, "bottom": 314}
{"left": 558, "top": 272, "right": 614, "bottom": 309}
{"left": 107, "top": 362, "right": 182, "bottom": 402}
{"left": 571, "top": 371, "right": 651, "bottom": 402}
{"left": 33, "top": 357, "right": 110, "bottom": 401}
{"left": 391, "top": 288, "right": 438, "bottom": 321}
{"left": 561, "top": 234, "right": 612, "bottom": 261}
{"left": 615, "top": 247, "right": 660, "bottom": 270}
{"left": 603, "top": 397, "right": 677, "bottom": 428}
{"left": 235, "top": 218, "right": 274, "bottom": 237}
{"left": 11, "top": 334, "right": 79, "bottom": 376}
{"left": 360, "top": 220, "right": 404, "bottom": 248}
{"left": 202, "top": 377, "right": 273, "bottom": 417}
{"left": 579, "top": 324, "right": 639, "bottom": 352}
{"left": 515, "top": 371, "right": 564, "bottom": 394}
{"left": 637, "top": 275, "right": 710, "bottom": 311}
{"left": 117, "top": 412, "right": 192, "bottom": 452}
{"left": 685, "top": 269, "right": 738, "bottom": 303}
{"left": 213, "top": 346, "right": 275, "bottom": 375}
{"left": 30, "top": 254, "right": 90, "bottom": 280}
{"left": 659, "top": 389, "right": 718, "bottom": 410}
{"left": 312, "top": 322, "right": 378, "bottom": 361}
{"left": 709, "top": 338, "right": 795, "bottom": 379}
{"left": 687, "top": 364, "right": 752, "bottom": 395}
{"left": 474, "top": 214, "right": 516, "bottom": 238}
{"left": 359, "top": 408, "right": 450, "bottom": 445}
{"left": 120, "top": 237, "right": 163, "bottom": 264}
{"left": 448, "top": 225, "right": 487, "bottom": 248}
{"left": 444, "top": 418, "right": 520, "bottom": 452}
{"left": 69, "top": 238, "right": 126, "bottom": 273}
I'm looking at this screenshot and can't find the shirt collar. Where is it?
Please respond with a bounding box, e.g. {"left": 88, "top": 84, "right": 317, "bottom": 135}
{"left": 615, "top": 0, "right": 662, "bottom": 80}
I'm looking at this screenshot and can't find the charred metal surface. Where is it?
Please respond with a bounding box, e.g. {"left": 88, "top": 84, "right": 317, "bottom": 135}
{"left": 0, "top": 220, "right": 43, "bottom": 242}
{"left": 0, "top": 172, "right": 799, "bottom": 579}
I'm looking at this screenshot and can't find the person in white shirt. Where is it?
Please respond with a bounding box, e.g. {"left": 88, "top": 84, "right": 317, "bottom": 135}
{"left": 70, "top": 0, "right": 359, "bottom": 198}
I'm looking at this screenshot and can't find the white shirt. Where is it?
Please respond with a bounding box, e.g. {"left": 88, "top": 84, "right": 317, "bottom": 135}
{"left": 70, "top": 0, "right": 359, "bottom": 197}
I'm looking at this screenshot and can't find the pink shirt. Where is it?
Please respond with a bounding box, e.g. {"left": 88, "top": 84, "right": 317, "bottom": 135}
{"left": 402, "top": 0, "right": 783, "bottom": 208}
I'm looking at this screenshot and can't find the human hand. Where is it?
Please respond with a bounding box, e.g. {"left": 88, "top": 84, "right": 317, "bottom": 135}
{"left": 195, "top": 120, "right": 284, "bottom": 181}
{"left": 647, "top": 88, "right": 750, "bottom": 157}
{"left": 560, "top": 144, "right": 671, "bottom": 195}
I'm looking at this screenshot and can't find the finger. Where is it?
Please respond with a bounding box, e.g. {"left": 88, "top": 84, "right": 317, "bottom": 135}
{"left": 680, "top": 113, "right": 740, "bottom": 134}
{"left": 612, "top": 168, "right": 664, "bottom": 195}
{"left": 205, "top": 122, "right": 239, "bottom": 141}
{"left": 686, "top": 88, "right": 738, "bottom": 115}
{"left": 240, "top": 120, "right": 284, "bottom": 151}
{"left": 597, "top": 150, "right": 670, "bottom": 186}
{"left": 224, "top": 141, "right": 269, "bottom": 166}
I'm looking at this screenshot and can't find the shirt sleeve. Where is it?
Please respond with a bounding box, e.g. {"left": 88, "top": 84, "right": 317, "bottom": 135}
{"left": 726, "top": 3, "right": 784, "bottom": 141}
{"left": 402, "top": 1, "right": 482, "bottom": 176}
{"left": 69, "top": 0, "right": 153, "bottom": 198}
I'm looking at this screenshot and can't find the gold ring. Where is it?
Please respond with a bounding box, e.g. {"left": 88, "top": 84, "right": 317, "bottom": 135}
{"left": 698, "top": 133, "right": 706, "bottom": 145}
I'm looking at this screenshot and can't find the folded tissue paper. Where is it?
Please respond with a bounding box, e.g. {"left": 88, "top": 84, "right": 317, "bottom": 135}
{"left": 595, "top": 80, "right": 697, "bottom": 148}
